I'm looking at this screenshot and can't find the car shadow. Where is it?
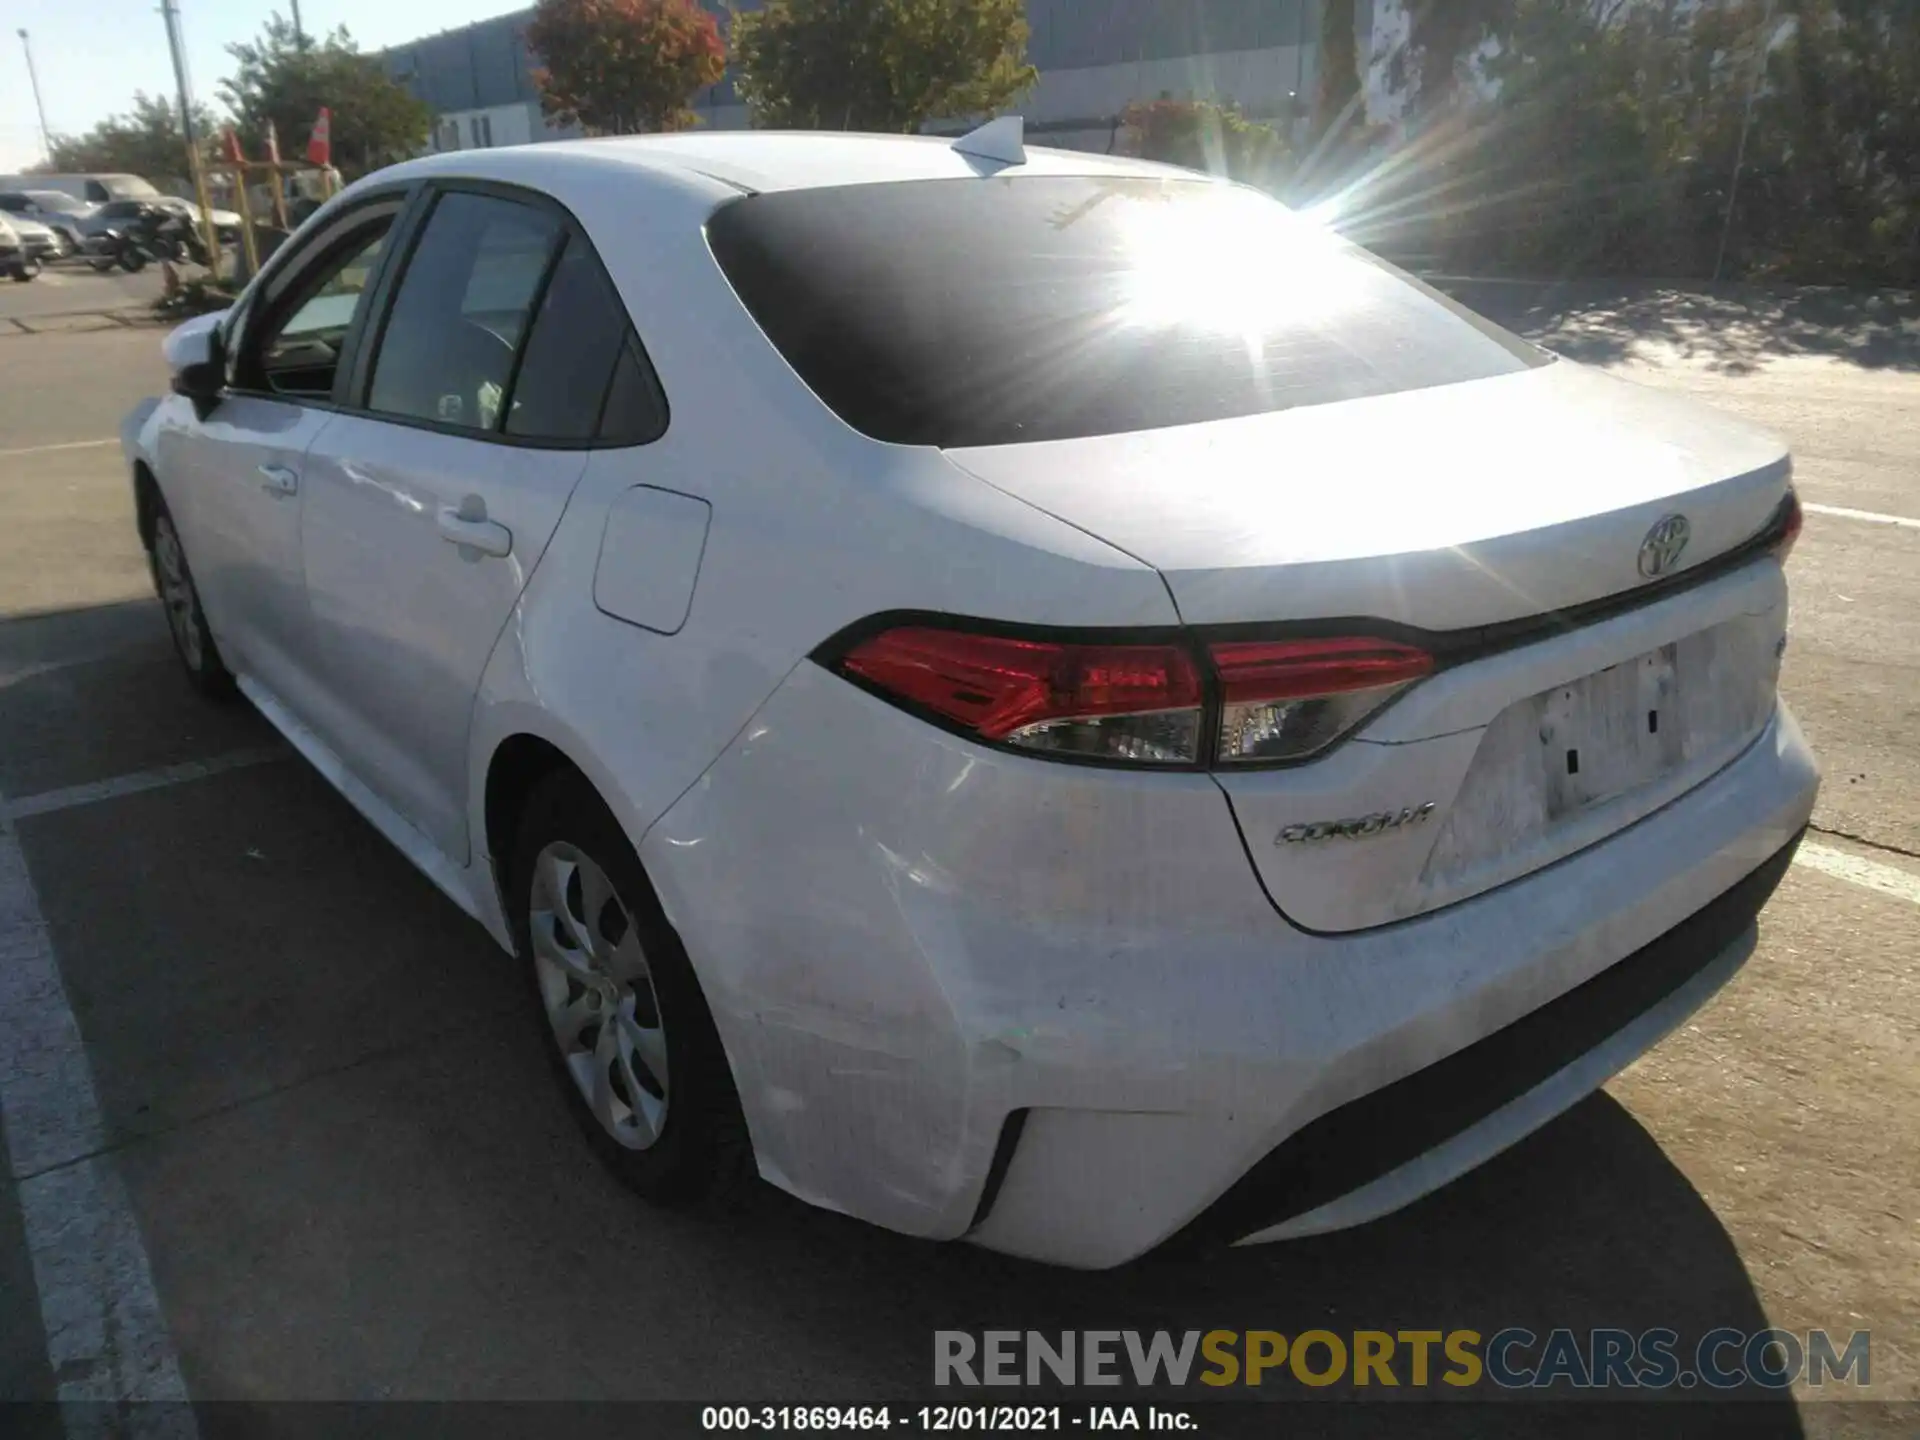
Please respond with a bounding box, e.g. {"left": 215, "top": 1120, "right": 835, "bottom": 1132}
{"left": 677, "top": 1091, "right": 1802, "bottom": 1432}
{"left": 1441, "top": 278, "right": 1920, "bottom": 376}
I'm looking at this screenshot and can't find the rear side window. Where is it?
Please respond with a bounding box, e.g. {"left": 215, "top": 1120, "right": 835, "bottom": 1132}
{"left": 362, "top": 187, "right": 668, "bottom": 446}
{"left": 505, "top": 237, "right": 666, "bottom": 445}
{"left": 707, "top": 176, "right": 1546, "bottom": 449}
{"left": 595, "top": 336, "right": 670, "bottom": 447}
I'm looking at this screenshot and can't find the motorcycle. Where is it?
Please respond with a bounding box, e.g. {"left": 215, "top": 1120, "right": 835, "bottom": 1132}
{"left": 86, "top": 205, "right": 214, "bottom": 274}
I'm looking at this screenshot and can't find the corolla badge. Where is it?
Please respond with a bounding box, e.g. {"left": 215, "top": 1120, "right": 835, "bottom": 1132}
{"left": 1637, "top": 513, "right": 1691, "bottom": 578}
{"left": 1277, "top": 803, "right": 1436, "bottom": 845}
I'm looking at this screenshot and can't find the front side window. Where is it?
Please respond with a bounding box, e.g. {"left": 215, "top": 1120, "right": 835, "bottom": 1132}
{"left": 247, "top": 220, "right": 395, "bottom": 400}
{"left": 708, "top": 176, "right": 1548, "bottom": 449}
{"left": 366, "top": 190, "right": 562, "bottom": 432}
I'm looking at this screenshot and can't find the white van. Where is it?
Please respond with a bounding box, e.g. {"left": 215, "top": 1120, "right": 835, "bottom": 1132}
{"left": 0, "top": 173, "right": 162, "bottom": 205}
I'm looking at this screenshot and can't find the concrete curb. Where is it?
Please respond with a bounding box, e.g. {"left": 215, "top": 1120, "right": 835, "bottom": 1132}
{"left": 0, "top": 307, "right": 157, "bottom": 338}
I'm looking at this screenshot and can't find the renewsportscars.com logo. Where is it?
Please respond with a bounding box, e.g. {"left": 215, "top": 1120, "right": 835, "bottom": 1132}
{"left": 934, "top": 1329, "right": 1872, "bottom": 1391}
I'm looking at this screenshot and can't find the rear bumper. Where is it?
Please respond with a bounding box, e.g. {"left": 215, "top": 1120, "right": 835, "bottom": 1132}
{"left": 1182, "top": 826, "right": 1800, "bottom": 1252}
{"left": 642, "top": 669, "right": 1818, "bottom": 1269}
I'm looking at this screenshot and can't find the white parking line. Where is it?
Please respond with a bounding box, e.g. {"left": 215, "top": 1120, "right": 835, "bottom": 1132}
{"left": 1794, "top": 840, "right": 1920, "bottom": 907}
{"left": 0, "top": 748, "right": 289, "bottom": 824}
{"left": 1804, "top": 502, "right": 1920, "bottom": 531}
{"left": 0, "top": 438, "right": 118, "bottom": 461}
{"left": 0, "top": 800, "right": 198, "bottom": 1427}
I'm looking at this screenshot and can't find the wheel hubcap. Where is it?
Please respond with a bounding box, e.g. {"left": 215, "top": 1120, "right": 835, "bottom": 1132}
{"left": 529, "top": 843, "right": 669, "bottom": 1150}
{"left": 151, "top": 519, "right": 204, "bottom": 670}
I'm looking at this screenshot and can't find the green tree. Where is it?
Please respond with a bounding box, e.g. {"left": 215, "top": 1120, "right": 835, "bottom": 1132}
{"left": 1320, "top": 0, "right": 1920, "bottom": 283}
{"left": 528, "top": 0, "right": 728, "bottom": 135}
{"left": 1746, "top": 0, "right": 1920, "bottom": 281}
{"left": 731, "top": 0, "right": 1037, "bottom": 133}
{"left": 1453, "top": 0, "right": 1714, "bottom": 273}
{"left": 44, "top": 93, "right": 218, "bottom": 186}
{"left": 1121, "top": 99, "right": 1293, "bottom": 191}
{"left": 220, "top": 16, "right": 432, "bottom": 177}
{"left": 1315, "top": 0, "right": 1363, "bottom": 142}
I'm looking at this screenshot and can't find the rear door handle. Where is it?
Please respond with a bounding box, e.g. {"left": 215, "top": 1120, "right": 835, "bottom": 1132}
{"left": 257, "top": 464, "right": 299, "bottom": 498}
{"left": 436, "top": 499, "right": 513, "bottom": 560}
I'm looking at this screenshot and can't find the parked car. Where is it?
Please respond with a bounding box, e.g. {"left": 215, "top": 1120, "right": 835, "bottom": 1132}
{"left": 0, "top": 171, "right": 160, "bottom": 205}
{"left": 7, "top": 213, "right": 62, "bottom": 262}
{"left": 0, "top": 212, "right": 39, "bottom": 280}
{"left": 120, "top": 126, "right": 1817, "bottom": 1270}
{"left": 0, "top": 190, "right": 90, "bottom": 253}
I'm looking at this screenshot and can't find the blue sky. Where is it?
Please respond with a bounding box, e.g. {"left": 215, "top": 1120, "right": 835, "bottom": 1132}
{"left": 2, "top": 0, "right": 520, "bottom": 173}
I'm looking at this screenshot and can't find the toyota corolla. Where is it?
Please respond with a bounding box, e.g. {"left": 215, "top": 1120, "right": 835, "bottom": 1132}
{"left": 121, "top": 125, "right": 1818, "bottom": 1269}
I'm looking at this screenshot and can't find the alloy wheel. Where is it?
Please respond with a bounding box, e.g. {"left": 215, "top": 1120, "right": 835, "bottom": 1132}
{"left": 151, "top": 517, "right": 204, "bottom": 670}
{"left": 529, "top": 842, "right": 670, "bottom": 1150}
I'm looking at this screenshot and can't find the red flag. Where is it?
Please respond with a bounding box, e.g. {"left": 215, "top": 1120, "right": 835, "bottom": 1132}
{"left": 265, "top": 120, "right": 281, "bottom": 165}
{"left": 306, "top": 107, "right": 331, "bottom": 167}
{"left": 221, "top": 127, "right": 245, "bottom": 164}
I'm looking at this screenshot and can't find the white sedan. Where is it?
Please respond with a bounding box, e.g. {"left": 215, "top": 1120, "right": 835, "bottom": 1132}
{"left": 122, "top": 124, "right": 1817, "bottom": 1269}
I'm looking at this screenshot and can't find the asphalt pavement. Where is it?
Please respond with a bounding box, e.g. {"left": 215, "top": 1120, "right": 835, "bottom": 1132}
{"left": 0, "top": 263, "right": 164, "bottom": 329}
{"left": 0, "top": 284, "right": 1914, "bottom": 1435}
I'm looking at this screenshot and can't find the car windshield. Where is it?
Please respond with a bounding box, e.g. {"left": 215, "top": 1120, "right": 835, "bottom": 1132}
{"left": 99, "top": 201, "right": 146, "bottom": 218}
{"left": 707, "top": 175, "right": 1547, "bottom": 449}
{"left": 25, "top": 191, "right": 89, "bottom": 214}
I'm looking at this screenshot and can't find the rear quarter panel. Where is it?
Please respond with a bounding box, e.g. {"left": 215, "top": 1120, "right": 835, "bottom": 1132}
{"left": 464, "top": 161, "right": 1177, "bottom": 884}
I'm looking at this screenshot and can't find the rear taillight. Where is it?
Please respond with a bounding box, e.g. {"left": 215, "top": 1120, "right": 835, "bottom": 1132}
{"left": 839, "top": 628, "right": 1205, "bottom": 764}
{"left": 1210, "top": 637, "right": 1434, "bottom": 763}
{"left": 835, "top": 627, "right": 1432, "bottom": 768}
{"left": 1772, "top": 490, "right": 1803, "bottom": 563}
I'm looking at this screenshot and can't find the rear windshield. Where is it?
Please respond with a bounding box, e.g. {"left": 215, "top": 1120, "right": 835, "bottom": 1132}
{"left": 706, "top": 175, "right": 1546, "bottom": 449}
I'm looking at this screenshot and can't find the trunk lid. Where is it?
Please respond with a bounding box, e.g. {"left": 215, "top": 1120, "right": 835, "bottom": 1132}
{"left": 945, "top": 361, "right": 1794, "bottom": 933}
{"left": 943, "top": 360, "right": 1791, "bottom": 630}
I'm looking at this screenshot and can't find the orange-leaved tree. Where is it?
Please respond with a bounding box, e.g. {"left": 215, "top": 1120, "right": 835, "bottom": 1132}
{"left": 528, "top": 0, "right": 727, "bottom": 135}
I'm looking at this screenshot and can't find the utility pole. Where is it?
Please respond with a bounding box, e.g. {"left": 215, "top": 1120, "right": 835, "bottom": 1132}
{"left": 1715, "top": 0, "right": 1778, "bottom": 285}
{"left": 290, "top": 0, "right": 307, "bottom": 50}
{"left": 158, "top": 0, "right": 224, "bottom": 275}
{"left": 15, "top": 30, "right": 53, "bottom": 164}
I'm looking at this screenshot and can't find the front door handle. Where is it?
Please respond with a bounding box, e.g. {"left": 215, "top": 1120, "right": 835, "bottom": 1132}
{"left": 257, "top": 464, "right": 299, "bottom": 498}
{"left": 436, "top": 497, "right": 513, "bottom": 560}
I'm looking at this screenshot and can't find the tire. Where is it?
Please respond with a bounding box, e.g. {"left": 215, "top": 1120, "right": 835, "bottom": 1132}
{"left": 119, "top": 249, "right": 148, "bottom": 273}
{"left": 147, "top": 501, "right": 237, "bottom": 699}
{"left": 8, "top": 260, "right": 35, "bottom": 282}
{"left": 509, "top": 769, "right": 755, "bottom": 1209}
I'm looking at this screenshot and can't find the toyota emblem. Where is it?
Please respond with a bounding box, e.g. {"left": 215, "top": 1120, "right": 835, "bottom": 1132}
{"left": 1638, "top": 514, "right": 1691, "bottom": 578}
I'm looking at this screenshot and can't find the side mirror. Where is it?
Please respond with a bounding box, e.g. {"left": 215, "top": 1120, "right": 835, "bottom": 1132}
{"left": 164, "top": 310, "right": 229, "bottom": 418}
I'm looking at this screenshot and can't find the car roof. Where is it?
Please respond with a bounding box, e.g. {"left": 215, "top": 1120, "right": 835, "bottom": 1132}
{"left": 373, "top": 129, "right": 1195, "bottom": 201}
